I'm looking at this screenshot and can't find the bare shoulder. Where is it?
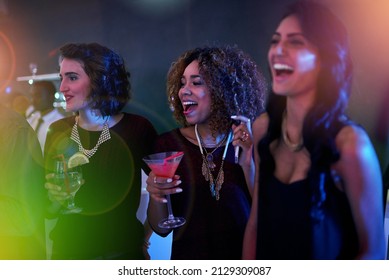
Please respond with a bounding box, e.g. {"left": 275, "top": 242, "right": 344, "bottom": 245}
{"left": 335, "top": 124, "right": 372, "bottom": 155}
{"left": 252, "top": 112, "right": 269, "bottom": 143}
{"left": 334, "top": 124, "right": 378, "bottom": 172}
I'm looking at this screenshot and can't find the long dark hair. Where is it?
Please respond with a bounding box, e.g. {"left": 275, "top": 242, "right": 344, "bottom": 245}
{"left": 59, "top": 42, "right": 131, "bottom": 116}
{"left": 259, "top": 0, "right": 353, "bottom": 221}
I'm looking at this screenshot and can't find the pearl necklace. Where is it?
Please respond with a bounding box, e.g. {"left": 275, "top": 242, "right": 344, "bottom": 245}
{"left": 194, "top": 124, "right": 232, "bottom": 200}
{"left": 70, "top": 116, "right": 111, "bottom": 159}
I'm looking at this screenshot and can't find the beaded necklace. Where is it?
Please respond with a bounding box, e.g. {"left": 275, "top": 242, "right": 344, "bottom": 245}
{"left": 70, "top": 116, "right": 111, "bottom": 159}
{"left": 194, "top": 124, "right": 232, "bottom": 200}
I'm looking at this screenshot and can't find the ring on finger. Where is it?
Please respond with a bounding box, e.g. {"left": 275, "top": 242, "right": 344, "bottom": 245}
{"left": 241, "top": 131, "right": 249, "bottom": 142}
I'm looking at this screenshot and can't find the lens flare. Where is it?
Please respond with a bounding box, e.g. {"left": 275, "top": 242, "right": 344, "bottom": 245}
{"left": 0, "top": 31, "right": 16, "bottom": 93}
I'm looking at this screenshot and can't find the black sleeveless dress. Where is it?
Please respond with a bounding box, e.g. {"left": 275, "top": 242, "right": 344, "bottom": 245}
{"left": 256, "top": 120, "right": 359, "bottom": 260}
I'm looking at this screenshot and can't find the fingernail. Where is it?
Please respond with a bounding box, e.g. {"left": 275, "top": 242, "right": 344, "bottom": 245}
{"left": 167, "top": 178, "right": 172, "bottom": 183}
{"left": 174, "top": 180, "right": 182, "bottom": 186}
{"left": 162, "top": 199, "right": 168, "bottom": 203}
{"left": 176, "top": 188, "right": 183, "bottom": 193}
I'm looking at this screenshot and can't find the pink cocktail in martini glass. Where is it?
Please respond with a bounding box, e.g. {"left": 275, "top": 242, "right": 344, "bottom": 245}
{"left": 143, "top": 151, "right": 185, "bottom": 229}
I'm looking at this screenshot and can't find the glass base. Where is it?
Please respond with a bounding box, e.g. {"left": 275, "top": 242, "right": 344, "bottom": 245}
{"left": 61, "top": 206, "right": 83, "bottom": 214}
{"left": 158, "top": 217, "right": 186, "bottom": 229}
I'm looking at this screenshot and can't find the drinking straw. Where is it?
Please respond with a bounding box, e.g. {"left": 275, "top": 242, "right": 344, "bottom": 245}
{"left": 163, "top": 151, "right": 184, "bottom": 164}
{"left": 54, "top": 154, "right": 70, "bottom": 193}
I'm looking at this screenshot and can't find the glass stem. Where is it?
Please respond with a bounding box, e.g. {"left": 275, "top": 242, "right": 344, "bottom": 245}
{"left": 67, "top": 195, "right": 75, "bottom": 209}
{"left": 166, "top": 195, "right": 175, "bottom": 220}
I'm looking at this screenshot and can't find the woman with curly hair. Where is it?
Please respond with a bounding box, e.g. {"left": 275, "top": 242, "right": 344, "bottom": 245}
{"left": 243, "top": 0, "right": 385, "bottom": 259}
{"left": 146, "top": 45, "right": 267, "bottom": 259}
{"left": 44, "top": 42, "right": 157, "bottom": 259}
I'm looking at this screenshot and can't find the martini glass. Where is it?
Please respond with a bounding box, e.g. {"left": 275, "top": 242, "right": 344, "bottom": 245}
{"left": 143, "top": 151, "right": 185, "bottom": 229}
{"left": 54, "top": 159, "right": 83, "bottom": 214}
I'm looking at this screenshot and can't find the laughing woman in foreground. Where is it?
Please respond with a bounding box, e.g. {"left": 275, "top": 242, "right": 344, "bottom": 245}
{"left": 243, "top": 0, "right": 385, "bottom": 259}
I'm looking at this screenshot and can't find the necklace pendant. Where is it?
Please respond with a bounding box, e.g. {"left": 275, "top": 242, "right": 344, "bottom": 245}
{"left": 202, "top": 161, "right": 210, "bottom": 181}
{"left": 206, "top": 153, "right": 216, "bottom": 170}
{"left": 210, "top": 182, "right": 216, "bottom": 197}
{"left": 194, "top": 125, "right": 228, "bottom": 200}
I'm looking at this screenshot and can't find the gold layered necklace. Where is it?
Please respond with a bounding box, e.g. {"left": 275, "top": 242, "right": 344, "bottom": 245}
{"left": 201, "top": 133, "right": 228, "bottom": 171}
{"left": 70, "top": 116, "right": 111, "bottom": 159}
{"left": 281, "top": 111, "right": 304, "bottom": 152}
{"left": 194, "top": 124, "right": 232, "bottom": 200}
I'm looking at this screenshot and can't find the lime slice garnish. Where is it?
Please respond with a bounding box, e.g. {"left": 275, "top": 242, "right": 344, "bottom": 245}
{"left": 68, "top": 152, "right": 89, "bottom": 168}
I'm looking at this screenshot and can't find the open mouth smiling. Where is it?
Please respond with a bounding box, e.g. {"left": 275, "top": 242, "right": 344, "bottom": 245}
{"left": 273, "top": 63, "right": 294, "bottom": 76}
{"left": 182, "top": 101, "right": 198, "bottom": 114}
{"left": 64, "top": 94, "right": 73, "bottom": 102}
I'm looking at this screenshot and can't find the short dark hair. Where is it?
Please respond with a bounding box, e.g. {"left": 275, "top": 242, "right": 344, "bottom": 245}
{"left": 31, "top": 80, "right": 57, "bottom": 110}
{"left": 32, "top": 81, "right": 56, "bottom": 96}
{"left": 59, "top": 42, "right": 131, "bottom": 116}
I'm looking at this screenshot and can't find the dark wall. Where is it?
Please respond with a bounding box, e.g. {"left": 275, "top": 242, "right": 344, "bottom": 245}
{"left": 1, "top": 0, "right": 296, "bottom": 133}
{"left": 2, "top": 0, "right": 389, "bottom": 170}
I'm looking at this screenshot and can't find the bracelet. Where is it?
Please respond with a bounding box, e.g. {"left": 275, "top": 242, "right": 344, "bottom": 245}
{"left": 143, "top": 240, "right": 151, "bottom": 249}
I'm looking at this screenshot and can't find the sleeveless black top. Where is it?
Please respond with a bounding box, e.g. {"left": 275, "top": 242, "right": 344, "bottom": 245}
{"left": 256, "top": 120, "right": 358, "bottom": 259}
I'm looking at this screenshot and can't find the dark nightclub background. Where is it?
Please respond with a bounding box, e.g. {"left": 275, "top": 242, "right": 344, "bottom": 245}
{"left": 1, "top": 0, "right": 389, "bottom": 169}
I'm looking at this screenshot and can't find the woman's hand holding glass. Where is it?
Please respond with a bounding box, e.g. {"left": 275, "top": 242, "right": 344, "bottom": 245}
{"left": 45, "top": 173, "right": 72, "bottom": 204}
{"left": 146, "top": 171, "right": 182, "bottom": 203}
{"left": 45, "top": 168, "right": 85, "bottom": 214}
{"left": 143, "top": 151, "right": 185, "bottom": 229}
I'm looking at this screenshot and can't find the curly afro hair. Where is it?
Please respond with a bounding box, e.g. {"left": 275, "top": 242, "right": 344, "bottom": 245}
{"left": 167, "top": 45, "right": 267, "bottom": 136}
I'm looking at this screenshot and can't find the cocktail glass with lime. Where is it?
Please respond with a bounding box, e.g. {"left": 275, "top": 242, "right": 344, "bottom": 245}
{"left": 54, "top": 153, "right": 89, "bottom": 214}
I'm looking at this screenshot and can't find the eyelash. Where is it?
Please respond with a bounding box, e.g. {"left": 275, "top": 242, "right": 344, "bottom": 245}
{"left": 270, "top": 38, "right": 305, "bottom": 47}
{"left": 180, "top": 80, "right": 203, "bottom": 87}
{"left": 290, "top": 40, "right": 304, "bottom": 45}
